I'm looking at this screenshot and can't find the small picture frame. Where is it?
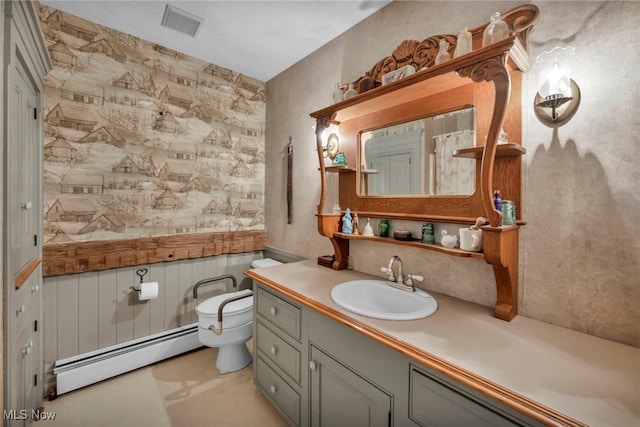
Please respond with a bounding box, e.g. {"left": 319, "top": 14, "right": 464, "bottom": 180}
{"left": 381, "top": 65, "right": 416, "bottom": 85}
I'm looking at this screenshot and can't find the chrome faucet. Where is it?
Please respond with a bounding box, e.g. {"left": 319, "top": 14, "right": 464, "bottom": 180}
{"left": 386, "top": 255, "right": 404, "bottom": 284}
{"left": 380, "top": 255, "right": 423, "bottom": 292}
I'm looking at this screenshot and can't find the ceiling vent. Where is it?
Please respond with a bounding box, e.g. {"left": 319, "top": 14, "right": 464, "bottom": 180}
{"left": 161, "top": 4, "right": 203, "bottom": 38}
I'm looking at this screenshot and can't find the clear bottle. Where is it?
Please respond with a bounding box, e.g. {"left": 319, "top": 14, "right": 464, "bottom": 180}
{"left": 434, "top": 38, "right": 451, "bottom": 65}
{"left": 331, "top": 82, "right": 343, "bottom": 104}
{"left": 343, "top": 83, "right": 357, "bottom": 100}
{"left": 454, "top": 27, "right": 472, "bottom": 58}
{"left": 482, "top": 12, "right": 509, "bottom": 47}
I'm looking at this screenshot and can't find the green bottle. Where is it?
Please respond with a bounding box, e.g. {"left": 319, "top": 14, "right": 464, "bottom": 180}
{"left": 378, "top": 219, "right": 390, "bottom": 237}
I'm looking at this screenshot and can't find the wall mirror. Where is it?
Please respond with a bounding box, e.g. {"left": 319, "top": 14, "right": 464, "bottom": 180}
{"left": 358, "top": 107, "right": 476, "bottom": 196}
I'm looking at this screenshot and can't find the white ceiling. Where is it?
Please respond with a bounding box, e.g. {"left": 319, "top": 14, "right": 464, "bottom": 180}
{"left": 40, "top": 0, "right": 391, "bottom": 81}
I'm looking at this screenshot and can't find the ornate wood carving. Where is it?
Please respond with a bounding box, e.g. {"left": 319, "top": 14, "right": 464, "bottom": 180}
{"left": 42, "top": 230, "right": 267, "bottom": 276}
{"left": 349, "top": 4, "right": 538, "bottom": 91}
{"left": 458, "top": 54, "right": 511, "bottom": 227}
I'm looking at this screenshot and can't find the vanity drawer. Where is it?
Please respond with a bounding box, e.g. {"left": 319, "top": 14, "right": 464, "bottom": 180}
{"left": 257, "top": 287, "right": 301, "bottom": 340}
{"left": 256, "top": 321, "right": 300, "bottom": 383}
{"left": 409, "top": 366, "right": 522, "bottom": 427}
{"left": 256, "top": 355, "right": 300, "bottom": 426}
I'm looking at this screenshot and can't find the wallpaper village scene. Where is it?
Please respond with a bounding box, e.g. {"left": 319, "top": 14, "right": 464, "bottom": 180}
{"left": 38, "top": 6, "right": 266, "bottom": 244}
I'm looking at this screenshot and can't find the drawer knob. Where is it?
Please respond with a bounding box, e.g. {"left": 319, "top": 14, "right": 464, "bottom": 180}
{"left": 270, "top": 307, "right": 278, "bottom": 316}
{"left": 21, "top": 201, "right": 32, "bottom": 210}
{"left": 17, "top": 305, "right": 25, "bottom": 315}
{"left": 309, "top": 360, "right": 317, "bottom": 371}
{"left": 270, "top": 385, "right": 277, "bottom": 394}
{"left": 270, "top": 346, "right": 278, "bottom": 355}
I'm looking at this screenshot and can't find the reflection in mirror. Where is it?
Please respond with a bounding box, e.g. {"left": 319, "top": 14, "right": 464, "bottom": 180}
{"left": 359, "top": 107, "right": 476, "bottom": 196}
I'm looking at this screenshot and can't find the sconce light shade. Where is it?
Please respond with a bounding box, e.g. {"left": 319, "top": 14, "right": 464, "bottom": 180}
{"left": 534, "top": 46, "right": 581, "bottom": 126}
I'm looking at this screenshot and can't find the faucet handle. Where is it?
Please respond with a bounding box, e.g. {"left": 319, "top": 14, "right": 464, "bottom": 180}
{"left": 405, "top": 273, "right": 424, "bottom": 287}
{"left": 380, "top": 267, "right": 395, "bottom": 281}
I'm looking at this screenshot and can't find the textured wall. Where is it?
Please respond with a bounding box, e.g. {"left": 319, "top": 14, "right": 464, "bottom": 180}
{"left": 39, "top": 6, "right": 265, "bottom": 244}
{"left": 265, "top": 1, "right": 640, "bottom": 346}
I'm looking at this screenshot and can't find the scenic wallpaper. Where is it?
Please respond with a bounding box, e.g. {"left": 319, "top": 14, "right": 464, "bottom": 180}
{"left": 39, "top": 6, "right": 266, "bottom": 244}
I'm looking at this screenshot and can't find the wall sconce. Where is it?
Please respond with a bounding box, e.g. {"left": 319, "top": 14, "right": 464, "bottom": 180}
{"left": 534, "top": 46, "right": 581, "bottom": 126}
{"left": 319, "top": 125, "right": 339, "bottom": 161}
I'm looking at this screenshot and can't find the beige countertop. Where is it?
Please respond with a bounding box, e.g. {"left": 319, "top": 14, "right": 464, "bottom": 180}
{"left": 247, "top": 259, "right": 640, "bottom": 427}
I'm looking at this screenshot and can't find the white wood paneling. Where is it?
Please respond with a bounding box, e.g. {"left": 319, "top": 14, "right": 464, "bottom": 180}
{"left": 97, "top": 269, "right": 117, "bottom": 349}
{"left": 78, "top": 271, "right": 98, "bottom": 354}
{"left": 44, "top": 252, "right": 263, "bottom": 371}
{"left": 56, "top": 275, "right": 79, "bottom": 359}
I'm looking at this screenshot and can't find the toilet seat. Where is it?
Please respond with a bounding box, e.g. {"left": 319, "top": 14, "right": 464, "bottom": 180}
{"left": 197, "top": 289, "right": 253, "bottom": 330}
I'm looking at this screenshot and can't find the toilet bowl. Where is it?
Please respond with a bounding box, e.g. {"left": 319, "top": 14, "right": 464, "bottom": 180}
{"left": 194, "top": 259, "right": 282, "bottom": 374}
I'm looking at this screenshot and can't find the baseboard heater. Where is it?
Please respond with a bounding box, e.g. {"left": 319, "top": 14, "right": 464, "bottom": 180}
{"left": 54, "top": 323, "right": 202, "bottom": 395}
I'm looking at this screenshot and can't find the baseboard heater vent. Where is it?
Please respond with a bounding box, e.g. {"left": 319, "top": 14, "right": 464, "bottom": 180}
{"left": 54, "top": 323, "right": 201, "bottom": 395}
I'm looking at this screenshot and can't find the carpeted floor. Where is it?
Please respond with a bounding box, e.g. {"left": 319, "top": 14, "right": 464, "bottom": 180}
{"left": 42, "top": 344, "right": 287, "bottom": 427}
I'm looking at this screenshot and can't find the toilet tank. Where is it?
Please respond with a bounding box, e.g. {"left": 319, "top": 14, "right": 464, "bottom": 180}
{"left": 250, "top": 258, "right": 283, "bottom": 269}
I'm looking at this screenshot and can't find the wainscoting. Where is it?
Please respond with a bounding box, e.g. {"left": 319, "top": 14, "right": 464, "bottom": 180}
{"left": 43, "top": 251, "right": 262, "bottom": 392}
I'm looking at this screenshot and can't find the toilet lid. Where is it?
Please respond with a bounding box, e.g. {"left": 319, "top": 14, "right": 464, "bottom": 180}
{"left": 197, "top": 289, "right": 253, "bottom": 316}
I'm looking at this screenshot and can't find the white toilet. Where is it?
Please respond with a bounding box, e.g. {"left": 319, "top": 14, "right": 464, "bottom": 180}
{"left": 194, "top": 258, "right": 282, "bottom": 374}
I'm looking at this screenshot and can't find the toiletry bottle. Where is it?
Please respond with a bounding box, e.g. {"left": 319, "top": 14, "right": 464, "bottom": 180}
{"left": 454, "top": 27, "right": 472, "bottom": 57}
{"left": 483, "top": 12, "right": 509, "bottom": 47}
{"left": 493, "top": 190, "right": 502, "bottom": 212}
{"left": 435, "top": 38, "right": 451, "bottom": 65}
{"left": 352, "top": 213, "right": 359, "bottom": 235}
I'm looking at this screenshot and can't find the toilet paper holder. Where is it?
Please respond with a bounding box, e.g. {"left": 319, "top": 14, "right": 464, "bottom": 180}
{"left": 130, "top": 268, "right": 148, "bottom": 293}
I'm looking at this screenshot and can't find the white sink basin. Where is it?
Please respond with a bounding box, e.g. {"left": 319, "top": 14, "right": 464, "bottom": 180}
{"left": 331, "top": 280, "right": 437, "bottom": 320}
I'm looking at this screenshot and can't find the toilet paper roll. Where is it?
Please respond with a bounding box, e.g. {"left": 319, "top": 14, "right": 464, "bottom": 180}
{"left": 138, "top": 282, "right": 159, "bottom": 301}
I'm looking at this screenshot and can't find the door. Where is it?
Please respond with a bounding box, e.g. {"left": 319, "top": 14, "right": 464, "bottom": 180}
{"left": 310, "top": 345, "right": 391, "bottom": 427}
{"left": 7, "top": 57, "right": 39, "bottom": 276}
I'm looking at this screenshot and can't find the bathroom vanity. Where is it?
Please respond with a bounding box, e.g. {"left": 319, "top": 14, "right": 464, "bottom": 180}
{"left": 248, "top": 260, "right": 639, "bottom": 427}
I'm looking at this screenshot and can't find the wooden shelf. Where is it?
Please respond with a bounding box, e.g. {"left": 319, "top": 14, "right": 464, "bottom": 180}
{"left": 452, "top": 143, "right": 526, "bottom": 159}
{"left": 334, "top": 232, "right": 485, "bottom": 259}
{"left": 324, "top": 166, "right": 356, "bottom": 173}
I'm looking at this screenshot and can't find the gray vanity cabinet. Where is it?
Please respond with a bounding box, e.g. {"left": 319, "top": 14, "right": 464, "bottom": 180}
{"left": 253, "top": 283, "right": 539, "bottom": 427}
{"left": 309, "top": 345, "right": 391, "bottom": 427}
{"left": 409, "top": 366, "right": 527, "bottom": 427}
{"left": 254, "top": 285, "right": 308, "bottom": 426}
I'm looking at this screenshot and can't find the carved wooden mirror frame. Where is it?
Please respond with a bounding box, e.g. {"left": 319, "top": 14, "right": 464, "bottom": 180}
{"left": 310, "top": 4, "right": 539, "bottom": 321}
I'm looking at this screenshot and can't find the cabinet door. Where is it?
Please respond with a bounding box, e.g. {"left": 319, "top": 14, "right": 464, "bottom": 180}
{"left": 310, "top": 345, "right": 390, "bottom": 427}
{"left": 410, "top": 367, "right": 523, "bottom": 427}
{"left": 7, "top": 56, "right": 39, "bottom": 276}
